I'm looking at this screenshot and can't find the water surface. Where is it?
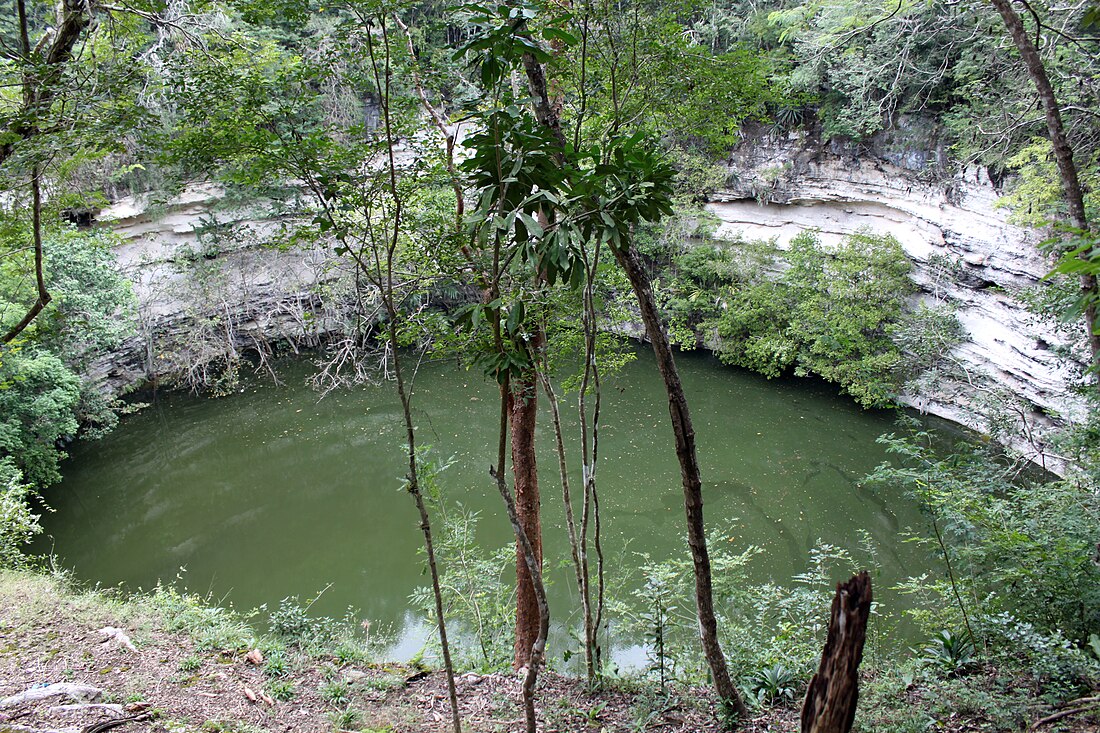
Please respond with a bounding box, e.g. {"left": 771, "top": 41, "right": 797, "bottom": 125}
{"left": 41, "top": 346, "right": 932, "bottom": 657}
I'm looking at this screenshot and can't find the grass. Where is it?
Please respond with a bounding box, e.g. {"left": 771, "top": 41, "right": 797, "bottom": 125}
{"left": 319, "top": 678, "right": 351, "bottom": 706}
{"left": 326, "top": 705, "right": 362, "bottom": 731}
{"left": 266, "top": 678, "right": 296, "bottom": 701}
{"left": 261, "top": 647, "right": 289, "bottom": 677}
{"left": 179, "top": 655, "right": 202, "bottom": 672}
{"left": 361, "top": 673, "right": 405, "bottom": 693}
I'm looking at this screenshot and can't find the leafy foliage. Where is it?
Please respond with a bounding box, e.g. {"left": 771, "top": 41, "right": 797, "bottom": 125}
{"left": 868, "top": 420, "right": 1100, "bottom": 679}
{"left": 0, "top": 459, "right": 41, "bottom": 569}
{"left": 749, "top": 662, "right": 798, "bottom": 705}
{"left": 917, "top": 630, "right": 975, "bottom": 676}
{"left": 0, "top": 228, "right": 134, "bottom": 488}
{"left": 656, "top": 228, "right": 924, "bottom": 406}
{"left": 610, "top": 541, "right": 855, "bottom": 688}
{"left": 411, "top": 508, "right": 514, "bottom": 671}
{"left": 0, "top": 346, "right": 81, "bottom": 488}
{"left": 781, "top": 230, "right": 915, "bottom": 405}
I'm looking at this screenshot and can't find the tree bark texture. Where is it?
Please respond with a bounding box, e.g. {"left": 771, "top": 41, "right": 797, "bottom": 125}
{"left": 989, "top": 0, "right": 1100, "bottom": 367}
{"left": 801, "top": 571, "right": 873, "bottom": 733}
{"left": 509, "top": 28, "right": 562, "bottom": 671}
{"left": 611, "top": 240, "right": 749, "bottom": 719}
{"left": 510, "top": 373, "right": 543, "bottom": 669}
{"left": 494, "top": 382, "right": 549, "bottom": 733}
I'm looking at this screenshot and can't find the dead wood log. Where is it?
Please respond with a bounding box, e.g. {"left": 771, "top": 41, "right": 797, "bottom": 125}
{"left": 82, "top": 714, "right": 150, "bottom": 733}
{"left": 1030, "top": 701, "right": 1100, "bottom": 729}
{"left": 801, "top": 571, "right": 873, "bottom": 733}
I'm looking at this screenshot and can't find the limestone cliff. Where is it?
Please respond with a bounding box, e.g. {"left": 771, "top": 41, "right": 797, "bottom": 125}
{"left": 86, "top": 185, "right": 348, "bottom": 395}
{"left": 709, "top": 130, "right": 1089, "bottom": 469}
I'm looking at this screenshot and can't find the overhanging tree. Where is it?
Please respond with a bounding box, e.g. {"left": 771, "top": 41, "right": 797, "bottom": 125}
{"left": 988, "top": 0, "right": 1100, "bottom": 374}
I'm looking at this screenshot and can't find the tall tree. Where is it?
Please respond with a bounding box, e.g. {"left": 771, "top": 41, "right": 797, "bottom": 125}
{"left": 989, "top": 0, "right": 1100, "bottom": 373}
{"left": 1, "top": 0, "right": 92, "bottom": 344}
{"left": 158, "top": 5, "right": 466, "bottom": 727}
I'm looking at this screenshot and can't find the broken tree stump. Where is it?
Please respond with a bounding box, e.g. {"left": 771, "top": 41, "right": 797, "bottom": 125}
{"left": 801, "top": 570, "right": 873, "bottom": 733}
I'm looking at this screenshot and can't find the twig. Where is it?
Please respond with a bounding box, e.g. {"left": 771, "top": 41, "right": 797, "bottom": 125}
{"left": 1030, "top": 703, "right": 1100, "bottom": 729}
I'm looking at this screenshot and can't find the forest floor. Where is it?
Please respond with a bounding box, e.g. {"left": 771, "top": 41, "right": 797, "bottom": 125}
{"left": 1, "top": 569, "right": 1096, "bottom": 733}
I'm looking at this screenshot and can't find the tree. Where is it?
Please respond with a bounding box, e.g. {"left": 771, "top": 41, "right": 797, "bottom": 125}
{"left": 0, "top": 0, "right": 92, "bottom": 344}
{"left": 988, "top": 0, "right": 1100, "bottom": 373}
{"left": 159, "top": 4, "right": 468, "bottom": 728}
{"left": 453, "top": 2, "right": 754, "bottom": 718}
{"left": 603, "top": 187, "right": 751, "bottom": 720}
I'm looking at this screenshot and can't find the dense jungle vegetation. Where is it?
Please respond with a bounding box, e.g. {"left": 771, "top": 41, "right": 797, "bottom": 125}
{"left": 1, "top": 0, "right": 1100, "bottom": 729}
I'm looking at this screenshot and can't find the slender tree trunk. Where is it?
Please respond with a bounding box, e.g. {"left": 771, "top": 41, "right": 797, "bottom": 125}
{"left": 507, "top": 21, "right": 567, "bottom": 669}
{"left": 1, "top": 0, "right": 90, "bottom": 168}
{"left": 388, "top": 319, "right": 463, "bottom": 733}
{"left": 989, "top": 0, "right": 1100, "bottom": 369}
{"left": 510, "top": 367, "right": 543, "bottom": 669}
{"left": 801, "top": 572, "right": 873, "bottom": 733}
{"left": 540, "top": 370, "right": 595, "bottom": 676}
{"left": 2, "top": 169, "right": 50, "bottom": 344}
{"left": 494, "top": 378, "right": 549, "bottom": 733}
{"left": 612, "top": 240, "right": 749, "bottom": 720}
{"left": 365, "top": 20, "right": 461, "bottom": 733}
{"left": 577, "top": 240, "right": 606, "bottom": 682}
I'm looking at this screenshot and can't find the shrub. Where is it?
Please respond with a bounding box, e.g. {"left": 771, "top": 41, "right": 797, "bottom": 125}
{"left": 0, "top": 459, "right": 42, "bottom": 569}
{"left": 868, "top": 423, "right": 1100, "bottom": 647}
{"left": 410, "top": 508, "right": 513, "bottom": 671}
{"left": 662, "top": 229, "right": 930, "bottom": 407}
{"left": 0, "top": 347, "right": 82, "bottom": 488}
{"left": 917, "top": 630, "right": 976, "bottom": 676}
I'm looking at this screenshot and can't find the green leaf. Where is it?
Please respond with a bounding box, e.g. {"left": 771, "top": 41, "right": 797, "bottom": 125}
{"left": 541, "top": 27, "right": 579, "bottom": 46}
{"left": 506, "top": 300, "right": 525, "bottom": 335}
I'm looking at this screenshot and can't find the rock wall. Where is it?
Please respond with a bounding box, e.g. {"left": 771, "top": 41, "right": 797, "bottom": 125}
{"left": 90, "top": 136, "right": 1089, "bottom": 469}
{"left": 86, "top": 185, "right": 351, "bottom": 395}
{"left": 708, "top": 130, "right": 1089, "bottom": 468}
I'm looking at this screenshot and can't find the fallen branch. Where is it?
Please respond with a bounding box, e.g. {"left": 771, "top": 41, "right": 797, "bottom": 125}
{"left": 0, "top": 684, "right": 104, "bottom": 710}
{"left": 1030, "top": 703, "right": 1100, "bottom": 729}
{"left": 83, "top": 714, "right": 151, "bottom": 733}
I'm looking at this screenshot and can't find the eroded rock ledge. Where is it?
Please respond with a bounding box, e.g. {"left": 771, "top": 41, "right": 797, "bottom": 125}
{"left": 87, "top": 184, "right": 349, "bottom": 395}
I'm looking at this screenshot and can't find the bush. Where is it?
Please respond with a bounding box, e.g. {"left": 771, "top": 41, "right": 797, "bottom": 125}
{"left": 669, "top": 228, "right": 925, "bottom": 406}
{"left": 868, "top": 423, "right": 1100, "bottom": 648}
{"left": 0, "top": 228, "right": 135, "bottom": 491}
{"left": 0, "top": 459, "right": 42, "bottom": 569}
{"left": 781, "top": 230, "right": 915, "bottom": 406}
{"left": 0, "top": 347, "right": 82, "bottom": 488}
{"left": 410, "top": 508, "right": 513, "bottom": 671}
{"left": 609, "top": 540, "right": 855, "bottom": 687}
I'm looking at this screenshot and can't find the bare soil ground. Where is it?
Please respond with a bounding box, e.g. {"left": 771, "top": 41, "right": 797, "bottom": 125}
{"left": 0, "top": 571, "right": 798, "bottom": 733}
{"left": 1, "top": 570, "right": 1096, "bottom": 733}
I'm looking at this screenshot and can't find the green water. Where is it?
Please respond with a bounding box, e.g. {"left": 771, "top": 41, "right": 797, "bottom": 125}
{"left": 40, "top": 346, "right": 932, "bottom": 660}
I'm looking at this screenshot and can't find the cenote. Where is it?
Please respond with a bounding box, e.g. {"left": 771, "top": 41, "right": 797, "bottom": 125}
{"left": 39, "top": 345, "right": 936, "bottom": 661}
